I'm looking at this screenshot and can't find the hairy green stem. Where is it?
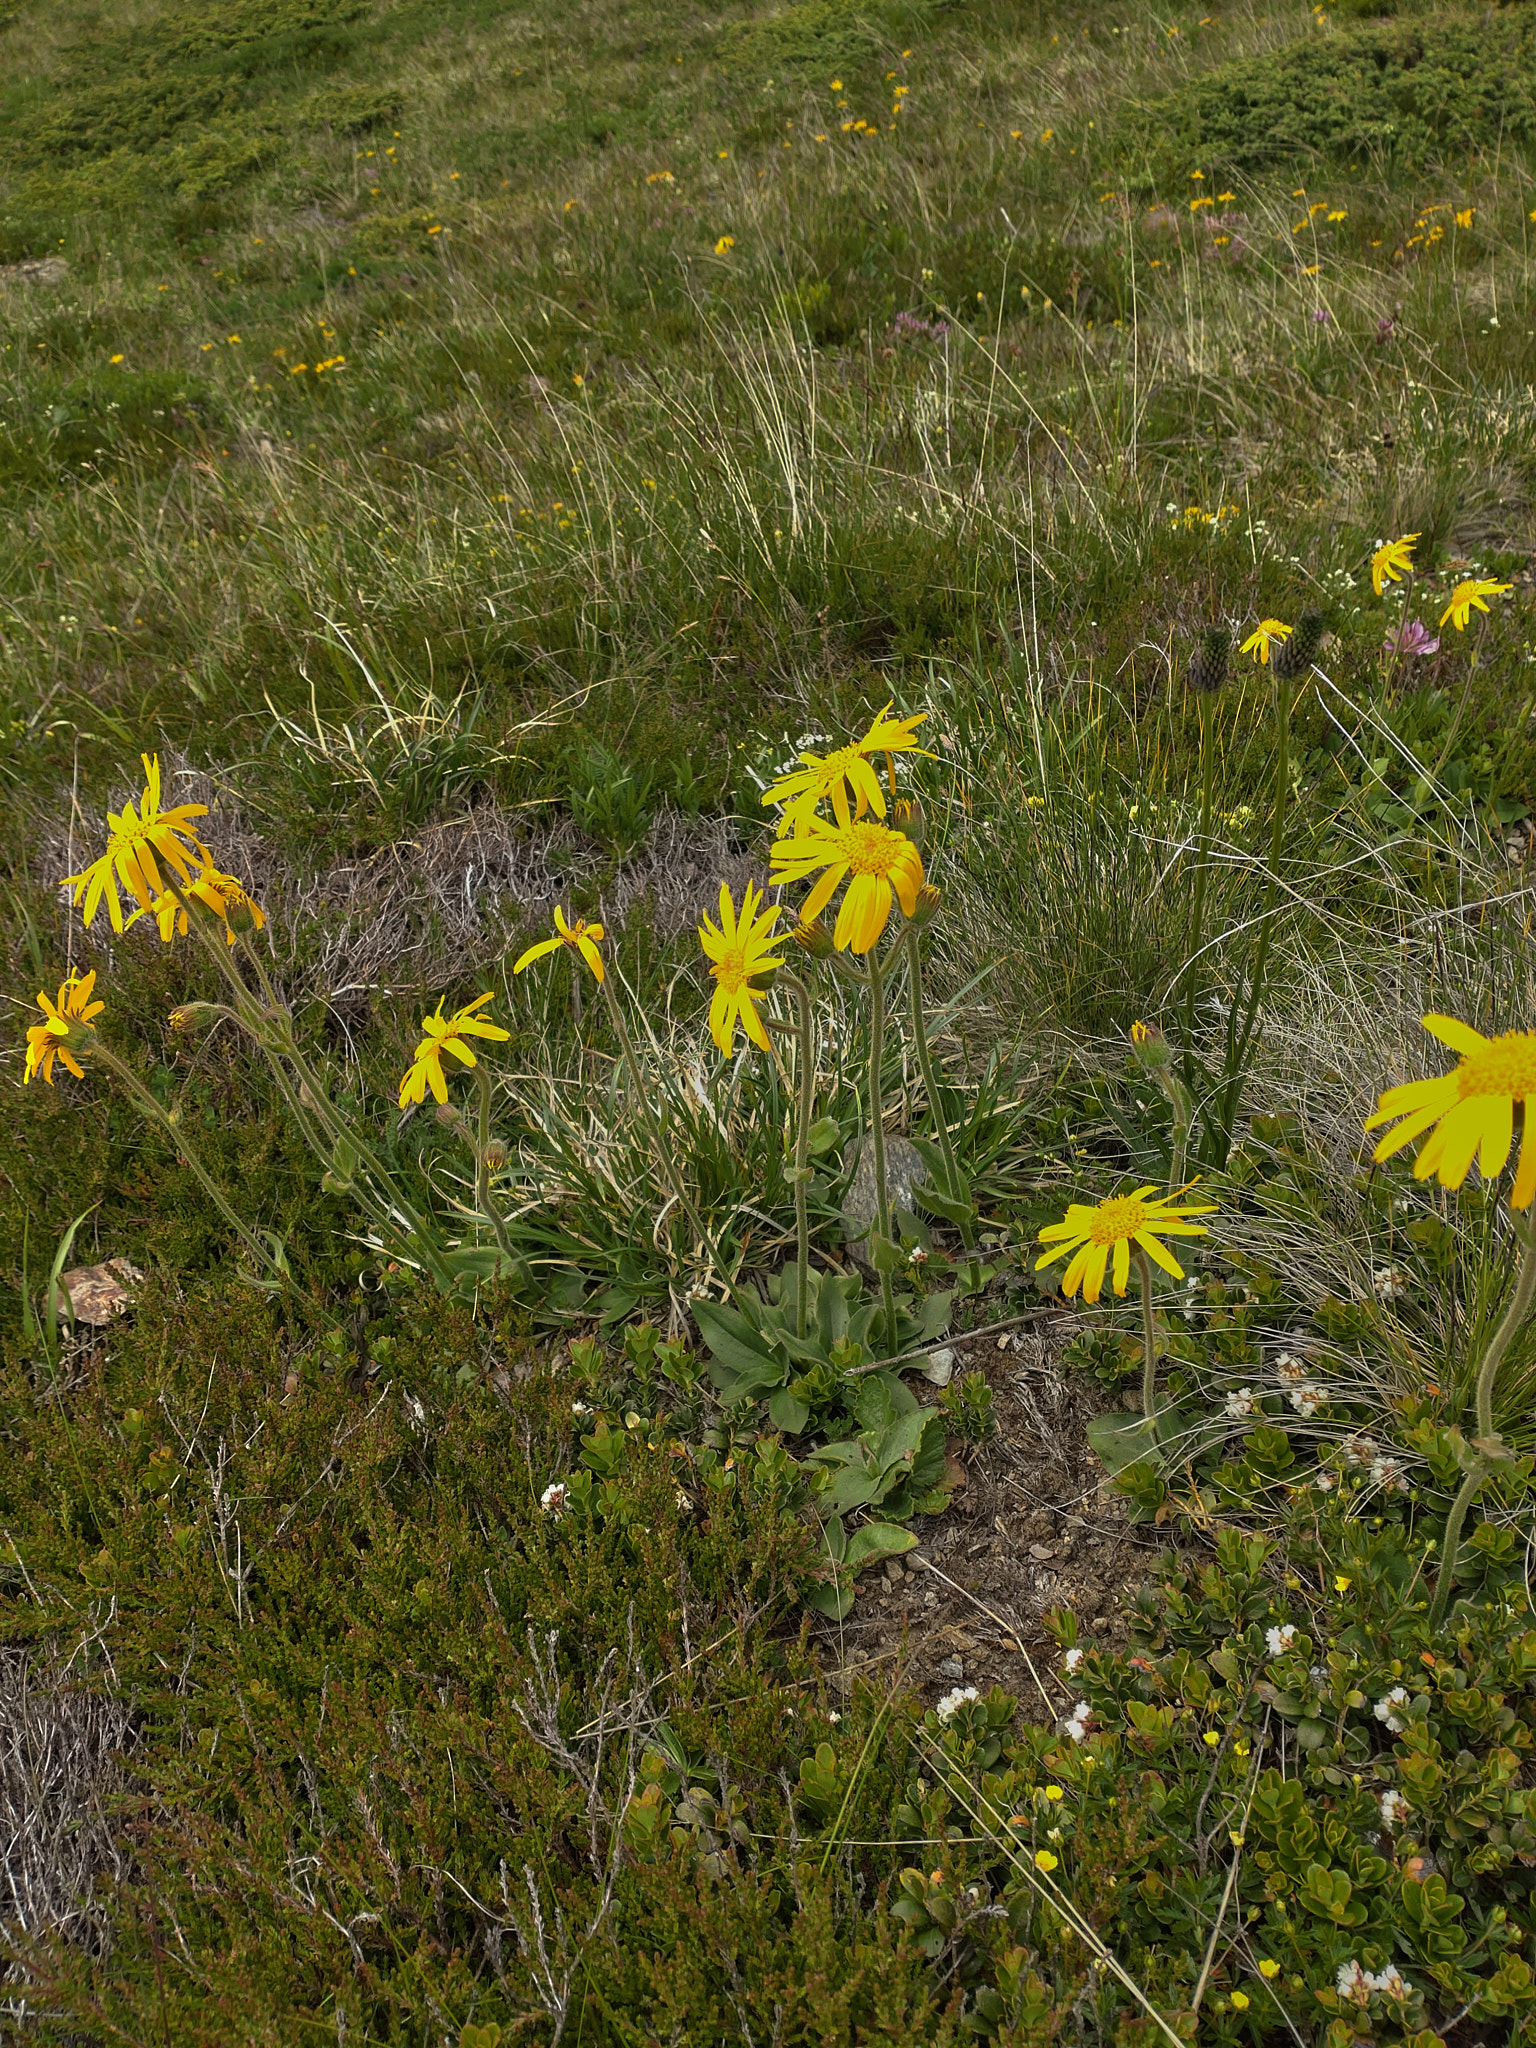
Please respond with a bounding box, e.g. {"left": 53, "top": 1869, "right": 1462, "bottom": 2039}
{"left": 472, "top": 1064, "right": 524, "bottom": 1283}
{"left": 1181, "top": 693, "right": 1214, "bottom": 1091}
{"left": 1133, "top": 1245, "right": 1162, "bottom": 1449}
{"left": 903, "top": 924, "right": 973, "bottom": 1249}
{"left": 866, "top": 949, "right": 898, "bottom": 1349}
{"left": 94, "top": 1044, "right": 279, "bottom": 1280}
{"left": 1427, "top": 1215, "right": 1536, "bottom": 1627}
{"left": 783, "top": 971, "right": 815, "bottom": 1339}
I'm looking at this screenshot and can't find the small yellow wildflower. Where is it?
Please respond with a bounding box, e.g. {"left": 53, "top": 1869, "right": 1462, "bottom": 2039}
{"left": 715, "top": 235, "right": 735, "bottom": 254}
{"left": 768, "top": 815, "right": 924, "bottom": 954}
{"left": 1033, "top": 1849, "right": 1058, "bottom": 1873}
{"left": 1455, "top": 208, "right": 1474, "bottom": 228}
{"left": 1258, "top": 1960, "right": 1281, "bottom": 1980}
{"left": 1439, "top": 577, "right": 1512, "bottom": 631}
{"left": 1036, "top": 1185, "right": 1216, "bottom": 1304}
{"left": 697, "top": 881, "right": 785, "bottom": 1055}
{"left": 1231, "top": 1992, "right": 1250, "bottom": 2012}
{"left": 61, "top": 755, "right": 209, "bottom": 935}
{"left": 23, "top": 972, "right": 104, "bottom": 1086}
{"left": 1044, "top": 1784, "right": 1064, "bottom": 1801}
{"left": 397, "top": 993, "right": 510, "bottom": 1108}
{"left": 1239, "top": 619, "right": 1292, "bottom": 666}
{"left": 130, "top": 857, "right": 265, "bottom": 947}
{"left": 1366, "top": 1014, "right": 1536, "bottom": 1207}
{"left": 514, "top": 907, "right": 606, "bottom": 984}
{"left": 762, "top": 702, "right": 930, "bottom": 833}
{"left": 1371, "top": 533, "right": 1418, "bottom": 595}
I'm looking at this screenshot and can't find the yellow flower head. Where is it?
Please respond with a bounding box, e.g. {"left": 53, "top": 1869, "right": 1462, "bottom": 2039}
{"left": 1365, "top": 1013, "right": 1536, "bottom": 1207}
{"left": 61, "top": 754, "right": 209, "bottom": 934}
{"left": 761, "top": 702, "right": 930, "bottom": 834}
{"left": 24, "top": 971, "right": 104, "bottom": 1086}
{"left": 1258, "top": 1960, "right": 1281, "bottom": 1981}
{"left": 698, "top": 880, "right": 784, "bottom": 1055}
{"left": 1238, "top": 619, "right": 1292, "bottom": 667}
{"left": 129, "top": 856, "right": 265, "bottom": 947}
{"left": 1371, "top": 533, "right": 1418, "bottom": 596}
{"left": 397, "top": 992, "right": 510, "bottom": 1108}
{"left": 768, "top": 815, "right": 924, "bottom": 954}
{"left": 1033, "top": 1849, "right": 1059, "bottom": 1873}
{"left": 513, "top": 905, "right": 605, "bottom": 984}
{"left": 1036, "top": 1184, "right": 1217, "bottom": 1304}
{"left": 1439, "top": 577, "right": 1512, "bottom": 632}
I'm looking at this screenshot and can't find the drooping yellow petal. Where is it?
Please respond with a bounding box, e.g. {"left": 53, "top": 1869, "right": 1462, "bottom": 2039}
{"left": 1421, "top": 1013, "right": 1490, "bottom": 1058}
{"left": 1111, "top": 1235, "right": 1131, "bottom": 1296}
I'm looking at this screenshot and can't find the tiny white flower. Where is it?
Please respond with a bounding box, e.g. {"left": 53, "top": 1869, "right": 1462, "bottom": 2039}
{"left": 1274, "top": 1353, "right": 1307, "bottom": 1383}
{"left": 1342, "top": 1434, "right": 1378, "bottom": 1468}
{"left": 827, "top": 1710, "right": 841, "bottom": 1723}
{"left": 675, "top": 1489, "right": 692, "bottom": 1512}
{"left": 1061, "top": 1701, "right": 1092, "bottom": 1743}
{"left": 1265, "top": 1623, "right": 1297, "bottom": 1656}
{"left": 571, "top": 1400, "right": 593, "bottom": 1417}
{"left": 1370, "top": 1456, "right": 1409, "bottom": 1494}
{"left": 1373, "top": 1266, "right": 1408, "bottom": 1303}
{"left": 1366, "top": 1965, "right": 1410, "bottom": 2002}
{"left": 936, "top": 1685, "right": 979, "bottom": 1723}
{"left": 1374, "top": 1685, "right": 1409, "bottom": 1733}
{"left": 1224, "top": 1386, "right": 1258, "bottom": 1419}
{"left": 1380, "top": 1789, "right": 1409, "bottom": 1827}
{"left": 1315, "top": 1471, "right": 1337, "bottom": 1491}
{"left": 1336, "top": 1960, "right": 1371, "bottom": 2005}
{"left": 540, "top": 1481, "right": 571, "bottom": 1517}
{"left": 1063, "top": 1647, "right": 1085, "bottom": 1672}
{"left": 1289, "top": 1382, "right": 1325, "bottom": 1415}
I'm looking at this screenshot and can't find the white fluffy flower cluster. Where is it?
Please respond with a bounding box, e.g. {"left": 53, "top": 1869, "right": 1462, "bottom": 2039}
{"left": 1373, "top": 1266, "right": 1409, "bottom": 1303}
{"left": 935, "top": 1686, "right": 979, "bottom": 1724}
{"left": 539, "top": 1481, "right": 571, "bottom": 1517}
{"left": 1062, "top": 1701, "right": 1093, "bottom": 1743}
{"left": 1370, "top": 1455, "right": 1409, "bottom": 1493}
{"left": 1063, "top": 1647, "right": 1085, "bottom": 1673}
{"left": 1380, "top": 1789, "right": 1410, "bottom": 1828}
{"left": 1337, "top": 1959, "right": 1411, "bottom": 2005}
{"left": 1265, "top": 1623, "right": 1297, "bottom": 1657}
{"left": 1289, "top": 1382, "right": 1326, "bottom": 1415}
{"left": 1342, "top": 1434, "right": 1378, "bottom": 1468}
{"left": 1374, "top": 1686, "right": 1410, "bottom": 1733}
{"left": 1224, "top": 1386, "right": 1258, "bottom": 1419}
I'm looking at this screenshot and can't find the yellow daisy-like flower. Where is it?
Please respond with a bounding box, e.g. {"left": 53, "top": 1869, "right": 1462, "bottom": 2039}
{"left": 698, "top": 880, "right": 784, "bottom": 1055}
{"left": 1371, "top": 532, "right": 1418, "bottom": 596}
{"left": 512, "top": 906, "right": 605, "bottom": 984}
{"left": 397, "top": 992, "right": 511, "bottom": 1108}
{"left": 1365, "top": 1013, "right": 1536, "bottom": 1207}
{"left": 761, "top": 702, "right": 930, "bottom": 834}
{"left": 23, "top": 971, "right": 104, "bottom": 1086}
{"left": 60, "top": 755, "right": 209, "bottom": 934}
{"left": 1238, "top": 619, "right": 1292, "bottom": 667}
{"left": 768, "top": 815, "right": 924, "bottom": 953}
{"left": 1439, "top": 577, "right": 1513, "bottom": 632}
{"left": 129, "top": 857, "right": 266, "bottom": 947}
{"left": 1036, "top": 1185, "right": 1217, "bottom": 1304}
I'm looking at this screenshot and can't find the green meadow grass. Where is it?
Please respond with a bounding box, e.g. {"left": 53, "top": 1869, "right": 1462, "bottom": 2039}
{"left": 4, "top": 0, "right": 1536, "bottom": 2037}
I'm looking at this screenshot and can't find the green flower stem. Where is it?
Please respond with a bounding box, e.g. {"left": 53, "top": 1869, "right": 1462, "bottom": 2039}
{"left": 782, "top": 971, "right": 815, "bottom": 1340}
{"left": 1428, "top": 1214, "right": 1536, "bottom": 1627}
{"left": 1221, "top": 668, "right": 1291, "bottom": 1145}
{"left": 866, "top": 947, "right": 898, "bottom": 1350}
{"left": 1181, "top": 691, "right": 1215, "bottom": 1089}
{"left": 472, "top": 1064, "right": 524, "bottom": 1283}
{"left": 1132, "top": 1245, "right": 1162, "bottom": 1449}
{"left": 92, "top": 1042, "right": 279, "bottom": 1280}
{"left": 598, "top": 971, "right": 736, "bottom": 1300}
{"left": 165, "top": 887, "right": 457, "bottom": 1290}
{"left": 903, "top": 924, "right": 971, "bottom": 1239}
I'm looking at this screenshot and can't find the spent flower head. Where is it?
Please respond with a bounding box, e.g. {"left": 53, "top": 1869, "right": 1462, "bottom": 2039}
{"left": 513, "top": 906, "right": 605, "bottom": 983}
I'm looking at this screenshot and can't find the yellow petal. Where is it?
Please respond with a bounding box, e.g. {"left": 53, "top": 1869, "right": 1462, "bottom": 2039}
{"left": 1369, "top": 1100, "right": 1447, "bottom": 1163}
{"left": 1061, "top": 1243, "right": 1091, "bottom": 1297}
{"left": 513, "top": 935, "right": 563, "bottom": 974}
{"left": 1421, "top": 1014, "right": 1487, "bottom": 1058}
{"left": 1082, "top": 1241, "right": 1110, "bottom": 1304}
{"left": 1111, "top": 1236, "right": 1131, "bottom": 1296}
{"left": 1478, "top": 1093, "right": 1514, "bottom": 1180}
{"left": 1136, "top": 1229, "right": 1186, "bottom": 1280}
{"left": 1513, "top": 1118, "right": 1536, "bottom": 1209}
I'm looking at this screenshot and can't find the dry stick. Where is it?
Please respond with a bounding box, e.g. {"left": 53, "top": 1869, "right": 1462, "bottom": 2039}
{"left": 1189, "top": 1727, "right": 1268, "bottom": 2017}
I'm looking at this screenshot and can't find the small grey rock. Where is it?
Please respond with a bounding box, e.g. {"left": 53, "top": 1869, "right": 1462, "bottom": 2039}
{"left": 920, "top": 1345, "right": 955, "bottom": 1387}
{"left": 937, "top": 1655, "right": 964, "bottom": 1681}
{"left": 841, "top": 1129, "right": 926, "bottom": 1264}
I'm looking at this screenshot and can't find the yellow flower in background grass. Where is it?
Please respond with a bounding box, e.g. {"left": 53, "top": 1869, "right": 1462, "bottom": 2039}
{"left": 1239, "top": 619, "right": 1292, "bottom": 666}
{"left": 129, "top": 857, "right": 265, "bottom": 946}
{"left": 513, "top": 906, "right": 605, "bottom": 983}
{"left": 769, "top": 815, "right": 924, "bottom": 953}
{"left": 762, "top": 702, "right": 930, "bottom": 834}
{"left": 23, "top": 971, "right": 104, "bottom": 1085}
{"left": 1371, "top": 532, "right": 1418, "bottom": 595}
{"left": 1365, "top": 1014, "right": 1536, "bottom": 1207}
{"left": 698, "top": 880, "right": 784, "bottom": 1054}
{"left": 1439, "top": 577, "right": 1512, "bottom": 631}
{"left": 1036, "top": 1185, "right": 1216, "bottom": 1303}
{"left": 397, "top": 993, "right": 510, "bottom": 1108}
{"left": 61, "top": 754, "right": 208, "bottom": 933}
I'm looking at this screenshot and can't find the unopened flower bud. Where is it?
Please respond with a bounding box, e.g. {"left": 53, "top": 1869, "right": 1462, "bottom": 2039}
{"left": 434, "top": 1102, "right": 463, "bottom": 1128}
{"left": 793, "top": 917, "right": 835, "bottom": 959}
{"left": 482, "top": 1138, "right": 509, "bottom": 1172}
{"left": 1271, "top": 607, "right": 1327, "bottom": 680}
{"left": 1188, "top": 626, "right": 1231, "bottom": 696}
{"left": 1129, "top": 1019, "right": 1172, "bottom": 1070}
{"left": 223, "top": 890, "right": 262, "bottom": 936}
{"left": 890, "top": 798, "right": 926, "bottom": 850}
{"left": 169, "top": 1002, "right": 216, "bottom": 1033}
{"left": 907, "top": 884, "right": 942, "bottom": 928}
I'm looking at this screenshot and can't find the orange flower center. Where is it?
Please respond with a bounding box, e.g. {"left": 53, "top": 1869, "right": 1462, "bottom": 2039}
{"left": 1456, "top": 1032, "right": 1536, "bottom": 1101}
{"left": 838, "top": 820, "right": 906, "bottom": 877}
{"left": 1087, "top": 1196, "right": 1150, "bottom": 1246}
{"left": 712, "top": 944, "right": 752, "bottom": 995}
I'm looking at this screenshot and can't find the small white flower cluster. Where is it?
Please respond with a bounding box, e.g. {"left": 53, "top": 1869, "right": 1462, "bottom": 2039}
{"left": 1370, "top": 1455, "right": 1409, "bottom": 1494}
{"left": 1314, "top": 1471, "right": 1337, "bottom": 1492}
{"left": 1374, "top": 1685, "right": 1410, "bottom": 1733}
{"left": 1063, "top": 1646, "right": 1085, "bottom": 1673}
{"left": 539, "top": 1481, "right": 571, "bottom": 1517}
{"left": 571, "top": 1400, "right": 593, "bottom": 1417}
{"left": 1224, "top": 1386, "right": 1258, "bottom": 1419}
{"left": 1337, "top": 1960, "right": 1411, "bottom": 2005}
{"left": 1274, "top": 1352, "right": 1308, "bottom": 1383}
{"left": 1380, "top": 1789, "right": 1410, "bottom": 1828}
{"left": 1062, "top": 1700, "right": 1093, "bottom": 1743}
{"left": 1265, "top": 1623, "right": 1297, "bottom": 1657}
{"left": 1373, "top": 1266, "right": 1409, "bottom": 1303}
{"left": 1342, "top": 1434, "right": 1378, "bottom": 1468}
{"left": 936, "top": 1685, "right": 980, "bottom": 1724}
{"left": 1290, "top": 1383, "right": 1326, "bottom": 1415}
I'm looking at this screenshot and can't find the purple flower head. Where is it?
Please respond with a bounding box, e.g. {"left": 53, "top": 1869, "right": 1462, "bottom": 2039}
{"left": 1311, "top": 306, "right": 1331, "bottom": 324}
{"left": 1376, "top": 314, "right": 1396, "bottom": 342}
{"left": 1384, "top": 619, "right": 1440, "bottom": 658}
